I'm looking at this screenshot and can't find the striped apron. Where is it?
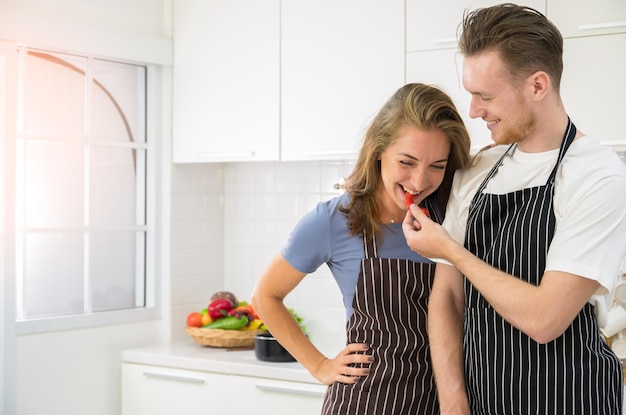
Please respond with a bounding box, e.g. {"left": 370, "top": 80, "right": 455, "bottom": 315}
{"left": 463, "top": 119, "right": 623, "bottom": 414}
{"left": 321, "top": 200, "right": 440, "bottom": 415}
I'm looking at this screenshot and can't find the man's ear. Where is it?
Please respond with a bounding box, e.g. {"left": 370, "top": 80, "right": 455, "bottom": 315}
{"left": 529, "top": 70, "right": 550, "bottom": 101}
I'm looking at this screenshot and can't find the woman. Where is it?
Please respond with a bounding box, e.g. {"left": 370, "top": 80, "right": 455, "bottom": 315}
{"left": 251, "top": 83, "right": 471, "bottom": 414}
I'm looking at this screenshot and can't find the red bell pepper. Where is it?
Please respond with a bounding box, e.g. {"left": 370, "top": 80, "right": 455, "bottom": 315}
{"left": 208, "top": 298, "right": 234, "bottom": 319}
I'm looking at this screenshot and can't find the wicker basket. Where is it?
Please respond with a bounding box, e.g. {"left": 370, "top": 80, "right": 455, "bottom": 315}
{"left": 186, "top": 327, "right": 262, "bottom": 348}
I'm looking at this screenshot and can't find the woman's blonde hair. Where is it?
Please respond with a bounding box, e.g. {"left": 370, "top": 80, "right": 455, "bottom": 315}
{"left": 340, "top": 83, "right": 472, "bottom": 238}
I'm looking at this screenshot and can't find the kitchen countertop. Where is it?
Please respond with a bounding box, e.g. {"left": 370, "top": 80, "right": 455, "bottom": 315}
{"left": 122, "top": 339, "right": 324, "bottom": 385}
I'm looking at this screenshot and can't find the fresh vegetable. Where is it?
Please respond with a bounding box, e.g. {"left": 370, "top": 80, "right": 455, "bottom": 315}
{"left": 241, "top": 318, "right": 264, "bottom": 331}
{"left": 186, "top": 311, "right": 203, "bottom": 328}
{"left": 208, "top": 298, "right": 234, "bottom": 319}
{"left": 405, "top": 191, "right": 429, "bottom": 217}
{"left": 405, "top": 192, "right": 414, "bottom": 209}
{"left": 200, "top": 308, "right": 213, "bottom": 326}
{"left": 203, "top": 315, "right": 248, "bottom": 330}
{"left": 227, "top": 304, "right": 259, "bottom": 320}
{"left": 210, "top": 291, "right": 238, "bottom": 306}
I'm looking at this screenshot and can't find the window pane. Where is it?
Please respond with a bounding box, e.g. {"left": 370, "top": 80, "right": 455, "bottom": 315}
{"left": 21, "top": 233, "right": 84, "bottom": 318}
{"left": 91, "top": 232, "right": 144, "bottom": 312}
{"left": 90, "top": 59, "right": 146, "bottom": 143}
{"left": 90, "top": 147, "right": 145, "bottom": 226}
{"left": 24, "top": 141, "right": 84, "bottom": 228}
{"left": 23, "top": 51, "right": 86, "bottom": 138}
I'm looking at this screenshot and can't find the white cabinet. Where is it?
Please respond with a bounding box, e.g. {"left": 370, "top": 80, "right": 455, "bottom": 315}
{"left": 121, "top": 363, "right": 229, "bottom": 415}
{"left": 172, "top": 0, "right": 280, "bottom": 162}
{"left": 280, "top": 0, "right": 404, "bottom": 161}
{"left": 406, "top": 0, "right": 546, "bottom": 52}
{"left": 561, "top": 33, "right": 626, "bottom": 148}
{"left": 121, "top": 362, "right": 327, "bottom": 415}
{"left": 172, "top": 0, "right": 404, "bottom": 162}
{"left": 547, "top": 0, "right": 626, "bottom": 38}
{"left": 230, "top": 376, "right": 326, "bottom": 414}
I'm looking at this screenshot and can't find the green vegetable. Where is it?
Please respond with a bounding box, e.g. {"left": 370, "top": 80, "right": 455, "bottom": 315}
{"left": 288, "top": 308, "right": 307, "bottom": 334}
{"left": 203, "top": 315, "right": 248, "bottom": 330}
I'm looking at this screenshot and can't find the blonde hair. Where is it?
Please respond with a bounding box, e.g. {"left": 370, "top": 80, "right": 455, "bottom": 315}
{"left": 340, "top": 83, "right": 472, "bottom": 238}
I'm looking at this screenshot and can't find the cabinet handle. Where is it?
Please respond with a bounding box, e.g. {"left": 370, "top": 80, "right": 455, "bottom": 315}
{"left": 255, "top": 381, "right": 327, "bottom": 397}
{"left": 143, "top": 370, "right": 205, "bottom": 384}
{"left": 195, "top": 151, "right": 256, "bottom": 160}
{"left": 579, "top": 21, "right": 626, "bottom": 31}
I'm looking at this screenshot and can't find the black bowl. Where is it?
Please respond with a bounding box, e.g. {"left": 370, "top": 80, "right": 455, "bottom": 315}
{"left": 254, "top": 332, "right": 296, "bottom": 362}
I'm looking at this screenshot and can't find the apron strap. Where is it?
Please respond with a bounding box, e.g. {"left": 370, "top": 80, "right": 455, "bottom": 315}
{"left": 547, "top": 117, "right": 577, "bottom": 184}
{"left": 363, "top": 232, "right": 378, "bottom": 259}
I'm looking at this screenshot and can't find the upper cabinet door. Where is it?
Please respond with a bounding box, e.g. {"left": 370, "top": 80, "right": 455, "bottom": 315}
{"left": 280, "top": 0, "right": 405, "bottom": 161}
{"left": 406, "top": 0, "right": 546, "bottom": 52}
{"left": 548, "top": 0, "right": 626, "bottom": 38}
{"left": 172, "top": 0, "right": 280, "bottom": 163}
{"left": 561, "top": 33, "right": 626, "bottom": 148}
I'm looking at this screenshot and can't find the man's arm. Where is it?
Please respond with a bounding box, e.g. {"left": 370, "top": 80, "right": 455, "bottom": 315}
{"left": 429, "top": 263, "right": 470, "bottom": 415}
{"left": 404, "top": 207, "right": 600, "bottom": 344}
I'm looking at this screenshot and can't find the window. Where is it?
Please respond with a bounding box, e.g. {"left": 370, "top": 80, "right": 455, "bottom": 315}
{"left": 15, "top": 47, "right": 157, "bottom": 332}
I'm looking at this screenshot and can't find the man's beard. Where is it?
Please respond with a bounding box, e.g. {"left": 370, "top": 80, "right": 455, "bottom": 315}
{"left": 496, "top": 105, "right": 536, "bottom": 146}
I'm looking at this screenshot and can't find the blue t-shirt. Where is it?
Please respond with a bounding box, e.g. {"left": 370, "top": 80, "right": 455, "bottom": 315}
{"left": 281, "top": 193, "right": 434, "bottom": 319}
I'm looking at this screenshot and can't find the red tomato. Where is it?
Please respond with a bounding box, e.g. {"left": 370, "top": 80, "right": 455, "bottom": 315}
{"left": 186, "top": 311, "right": 203, "bottom": 328}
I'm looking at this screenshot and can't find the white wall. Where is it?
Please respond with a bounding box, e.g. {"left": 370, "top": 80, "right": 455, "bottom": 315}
{"left": 0, "top": 1, "right": 173, "bottom": 415}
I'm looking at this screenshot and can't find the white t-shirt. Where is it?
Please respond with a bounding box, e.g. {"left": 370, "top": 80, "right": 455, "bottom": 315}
{"left": 443, "top": 136, "right": 626, "bottom": 294}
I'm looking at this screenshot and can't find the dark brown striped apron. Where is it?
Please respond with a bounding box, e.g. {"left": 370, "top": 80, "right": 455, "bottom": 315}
{"left": 463, "top": 119, "right": 623, "bottom": 414}
{"left": 321, "top": 203, "right": 439, "bottom": 414}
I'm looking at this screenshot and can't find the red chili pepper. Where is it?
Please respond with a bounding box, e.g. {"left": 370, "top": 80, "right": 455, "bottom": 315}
{"left": 405, "top": 192, "right": 414, "bottom": 209}
{"left": 405, "top": 191, "right": 430, "bottom": 217}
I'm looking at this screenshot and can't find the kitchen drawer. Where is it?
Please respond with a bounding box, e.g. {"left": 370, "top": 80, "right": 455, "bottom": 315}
{"left": 230, "top": 375, "right": 326, "bottom": 414}
{"left": 122, "top": 363, "right": 229, "bottom": 415}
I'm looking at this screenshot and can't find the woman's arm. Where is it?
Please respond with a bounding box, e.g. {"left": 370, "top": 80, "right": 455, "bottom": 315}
{"left": 251, "top": 253, "right": 372, "bottom": 385}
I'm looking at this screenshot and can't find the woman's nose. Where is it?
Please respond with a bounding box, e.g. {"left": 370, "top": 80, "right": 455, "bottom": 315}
{"left": 410, "top": 169, "right": 429, "bottom": 192}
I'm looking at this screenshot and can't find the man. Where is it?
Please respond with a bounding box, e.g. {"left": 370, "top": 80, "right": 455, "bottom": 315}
{"left": 402, "top": 3, "right": 626, "bottom": 414}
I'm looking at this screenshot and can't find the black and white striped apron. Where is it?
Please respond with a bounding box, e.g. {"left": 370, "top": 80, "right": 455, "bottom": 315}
{"left": 463, "top": 119, "right": 623, "bottom": 414}
{"left": 321, "top": 201, "right": 440, "bottom": 415}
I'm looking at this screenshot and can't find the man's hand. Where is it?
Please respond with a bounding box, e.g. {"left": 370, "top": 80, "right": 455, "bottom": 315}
{"left": 402, "top": 204, "right": 456, "bottom": 260}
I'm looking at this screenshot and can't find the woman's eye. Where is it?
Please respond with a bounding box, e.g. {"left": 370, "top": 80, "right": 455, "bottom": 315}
{"left": 432, "top": 164, "right": 446, "bottom": 170}
{"left": 400, "top": 160, "right": 413, "bottom": 166}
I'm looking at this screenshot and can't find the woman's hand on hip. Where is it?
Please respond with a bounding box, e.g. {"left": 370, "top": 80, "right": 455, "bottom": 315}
{"left": 314, "top": 343, "right": 373, "bottom": 385}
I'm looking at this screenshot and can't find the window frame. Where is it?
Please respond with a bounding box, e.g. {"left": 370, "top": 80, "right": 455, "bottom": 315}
{"left": 13, "top": 48, "right": 162, "bottom": 335}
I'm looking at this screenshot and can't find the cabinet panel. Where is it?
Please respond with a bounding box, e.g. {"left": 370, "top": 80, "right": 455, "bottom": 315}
{"left": 280, "top": 0, "right": 404, "bottom": 161}
{"left": 561, "top": 33, "right": 626, "bottom": 147}
{"left": 406, "top": 0, "right": 545, "bottom": 52}
{"left": 172, "top": 0, "right": 280, "bottom": 162}
{"left": 548, "top": 0, "right": 626, "bottom": 38}
{"left": 230, "top": 376, "right": 326, "bottom": 414}
{"left": 406, "top": 49, "right": 493, "bottom": 150}
{"left": 121, "top": 363, "right": 229, "bottom": 415}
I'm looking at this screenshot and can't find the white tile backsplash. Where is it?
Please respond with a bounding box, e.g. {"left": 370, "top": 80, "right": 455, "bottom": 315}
{"left": 169, "top": 160, "right": 354, "bottom": 344}
{"left": 222, "top": 161, "right": 353, "bottom": 345}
